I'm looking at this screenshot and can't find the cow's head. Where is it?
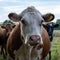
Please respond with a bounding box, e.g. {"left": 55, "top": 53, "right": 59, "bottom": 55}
{"left": 1, "top": 23, "right": 15, "bottom": 37}
{"left": 8, "top": 6, "right": 54, "bottom": 45}
{"left": 5, "top": 23, "right": 15, "bottom": 32}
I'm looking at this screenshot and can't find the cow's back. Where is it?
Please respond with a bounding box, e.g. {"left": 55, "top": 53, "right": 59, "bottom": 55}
{"left": 41, "top": 26, "right": 50, "bottom": 58}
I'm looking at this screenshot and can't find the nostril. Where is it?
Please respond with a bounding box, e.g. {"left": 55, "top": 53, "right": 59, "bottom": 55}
{"left": 30, "top": 37, "right": 33, "bottom": 41}
{"left": 30, "top": 35, "right": 40, "bottom": 41}
{"left": 29, "top": 35, "right": 41, "bottom": 46}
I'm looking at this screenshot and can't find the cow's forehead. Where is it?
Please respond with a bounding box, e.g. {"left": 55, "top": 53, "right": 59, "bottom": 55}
{"left": 21, "top": 12, "right": 44, "bottom": 24}
{"left": 20, "top": 6, "right": 44, "bottom": 22}
{"left": 20, "top": 6, "right": 39, "bottom": 16}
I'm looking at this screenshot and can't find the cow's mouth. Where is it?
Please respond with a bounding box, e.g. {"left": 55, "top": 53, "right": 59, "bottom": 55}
{"left": 28, "top": 40, "right": 40, "bottom": 46}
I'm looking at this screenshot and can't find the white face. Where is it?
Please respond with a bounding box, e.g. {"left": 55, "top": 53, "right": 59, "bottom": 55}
{"left": 21, "top": 12, "right": 44, "bottom": 44}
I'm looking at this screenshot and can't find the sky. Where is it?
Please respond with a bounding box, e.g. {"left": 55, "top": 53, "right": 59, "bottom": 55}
{"left": 0, "top": 0, "right": 60, "bottom": 23}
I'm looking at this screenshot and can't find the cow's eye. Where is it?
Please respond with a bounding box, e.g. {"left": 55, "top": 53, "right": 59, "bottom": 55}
{"left": 39, "top": 20, "right": 43, "bottom": 26}
{"left": 21, "top": 20, "right": 28, "bottom": 26}
{"left": 41, "top": 20, "right": 44, "bottom": 24}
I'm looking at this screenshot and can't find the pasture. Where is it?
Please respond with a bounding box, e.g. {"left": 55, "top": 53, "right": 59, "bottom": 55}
{"left": 51, "top": 30, "right": 60, "bottom": 60}
{"left": 0, "top": 30, "right": 60, "bottom": 60}
{"left": 51, "top": 37, "right": 60, "bottom": 60}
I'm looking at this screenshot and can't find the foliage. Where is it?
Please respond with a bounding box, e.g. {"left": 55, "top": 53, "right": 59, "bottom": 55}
{"left": 55, "top": 19, "right": 60, "bottom": 30}
{"left": 56, "top": 19, "right": 60, "bottom": 24}
{"left": 2, "top": 20, "right": 15, "bottom": 26}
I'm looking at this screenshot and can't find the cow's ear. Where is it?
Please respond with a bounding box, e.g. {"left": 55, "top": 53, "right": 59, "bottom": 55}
{"left": 1, "top": 25, "right": 6, "bottom": 29}
{"left": 8, "top": 13, "right": 21, "bottom": 22}
{"left": 42, "top": 13, "right": 55, "bottom": 22}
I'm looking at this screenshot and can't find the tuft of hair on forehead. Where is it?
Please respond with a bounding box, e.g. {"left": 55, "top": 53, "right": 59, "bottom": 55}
{"left": 20, "top": 6, "right": 42, "bottom": 17}
{"left": 27, "top": 6, "right": 35, "bottom": 11}
{"left": 26, "top": 6, "right": 39, "bottom": 13}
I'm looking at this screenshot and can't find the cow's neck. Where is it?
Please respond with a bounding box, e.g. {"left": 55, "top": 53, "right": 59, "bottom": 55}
{"left": 14, "top": 38, "right": 43, "bottom": 60}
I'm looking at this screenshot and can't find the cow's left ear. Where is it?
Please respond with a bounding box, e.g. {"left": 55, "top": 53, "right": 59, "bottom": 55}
{"left": 42, "top": 13, "right": 55, "bottom": 22}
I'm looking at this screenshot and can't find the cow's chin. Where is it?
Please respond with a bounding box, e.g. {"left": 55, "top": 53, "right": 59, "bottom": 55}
{"left": 27, "top": 39, "right": 43, "bottom": 50}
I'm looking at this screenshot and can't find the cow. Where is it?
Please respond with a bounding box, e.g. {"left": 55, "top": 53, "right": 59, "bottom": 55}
{"left": 43, "top": 22, "right": 59, "bottom": 60}
{"left": 0, "top": 23, "right": 15, "bottom": 59}
{"left": 7, "top": 6, "right": 55, "bottom": 60}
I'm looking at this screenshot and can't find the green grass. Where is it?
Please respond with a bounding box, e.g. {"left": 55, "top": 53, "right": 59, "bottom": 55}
{"left": 0, "top": 55, "right": 4, "bottom": 60}
{"left": 51, "top": 37, "right": 60, "bottom": 60}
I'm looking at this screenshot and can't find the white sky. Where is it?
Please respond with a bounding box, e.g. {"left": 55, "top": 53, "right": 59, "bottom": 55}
{"left": 0, "top": 0, "right": 60, "bottom": 22}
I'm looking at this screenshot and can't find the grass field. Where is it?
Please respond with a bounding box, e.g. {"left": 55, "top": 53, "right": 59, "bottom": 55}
{"left": 0, "top": 30, "right": 60, "bottom": 60}
{"left": 51, "top": 37, "right": 60, "bottom": 60}
{"left": 47, "top": 30, "right": 60, "bottom": 60}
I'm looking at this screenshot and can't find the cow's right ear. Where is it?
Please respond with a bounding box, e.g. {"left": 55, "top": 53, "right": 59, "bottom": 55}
{"left": 8, "top": 13, "right": 21, "bottom": 22}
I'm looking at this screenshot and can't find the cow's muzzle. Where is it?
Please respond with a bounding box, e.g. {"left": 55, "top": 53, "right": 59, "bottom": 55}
{"left": 28, "top": 35, "right": 41, "bottom": 46}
